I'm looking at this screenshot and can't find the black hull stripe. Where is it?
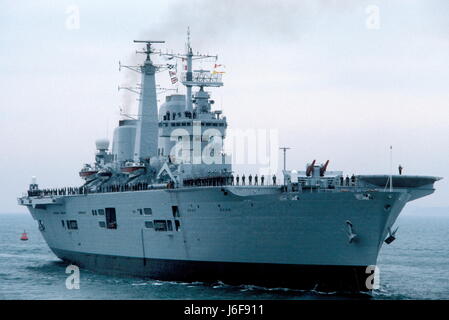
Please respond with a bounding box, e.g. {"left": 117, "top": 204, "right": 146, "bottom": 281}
{"left": 51, "top": 247, "right": 371, "bottom": 292}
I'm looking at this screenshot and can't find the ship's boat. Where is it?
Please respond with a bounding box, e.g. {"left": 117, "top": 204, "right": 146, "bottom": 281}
{"left": 121, "top": 161, "right": 146, "bottom": 177}
{"left": 79, "top": 164, "right": 98, "bottom": 181}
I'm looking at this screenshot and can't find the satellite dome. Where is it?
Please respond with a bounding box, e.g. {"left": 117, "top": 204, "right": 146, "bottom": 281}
{"left": 95, "top": 138, "right": 110, "bottom": 151}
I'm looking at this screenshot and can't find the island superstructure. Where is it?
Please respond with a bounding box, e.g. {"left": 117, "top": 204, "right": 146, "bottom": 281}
{"left": 18, "top": 34, "right": 441, "bottom": 292}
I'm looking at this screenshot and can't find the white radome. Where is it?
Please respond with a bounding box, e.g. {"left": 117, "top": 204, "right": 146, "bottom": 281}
{"left": 95, "top": 138, "right": 110, "bottom": 151}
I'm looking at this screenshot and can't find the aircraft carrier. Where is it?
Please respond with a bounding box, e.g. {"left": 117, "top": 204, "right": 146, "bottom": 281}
{"left": 18, "top": 33, "right": 441, "bottom": 292}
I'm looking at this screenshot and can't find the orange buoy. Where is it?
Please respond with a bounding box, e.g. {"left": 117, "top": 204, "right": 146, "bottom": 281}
{"left": 20, "top": 231, "right": 28, "bottom": 241}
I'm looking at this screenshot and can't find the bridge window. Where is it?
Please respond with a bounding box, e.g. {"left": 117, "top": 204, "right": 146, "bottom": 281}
{"left": 144, "top": 208, "right": 152, "bottom": 215}
{"left": 61, "top": 220, "right": 65, "bottom": 228}
{"left": 99, "top": 221, "right": 106, "bottom": 228}
{"left": 98, "top": 209, "right": 105, "bottom": 216}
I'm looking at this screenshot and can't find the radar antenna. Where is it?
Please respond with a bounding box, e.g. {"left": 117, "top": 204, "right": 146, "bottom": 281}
{"left": 134, "top": 40, "right": 165, "bottom": 61}
{"left": 156, "top": 28, "right": 222, "bottom": 112}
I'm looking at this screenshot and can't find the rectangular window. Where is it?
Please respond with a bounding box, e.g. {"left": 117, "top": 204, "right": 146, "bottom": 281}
{"left": 61, "top": 220, "right": 65, "bottom": 228}
{"left": 67, "top": 220, "right": 78, "bottom": 230}
{"left": 98, "top": 209, "right": 105, "bottom": 216}
{"left": 98, "top": 221, "right": 106, "bottom": 228}
{"left": 144, "top": 208, "right": 152, "bottom": 215}
{"left": 171, "top": 206, "right": 180, "bottom": 218}
{"left": 105, "top": 208, "right": 117, "bottom": 229}
{"left": 92, "top": 209, "right": 97, "bottom": 216}
{"left": 137, "top": 208, "right": 143, "bottom": 215}
{"left": 167, "top": 220, "right": 173, "bottom": 231}
{"left": 175, "top": 220, "right": 181, "bottom": 232}
{"left": 154, "top": 220, "right": 167, "bottom": 232}
{"left": 144, "top": 221, "right": 153, "bottom": 228}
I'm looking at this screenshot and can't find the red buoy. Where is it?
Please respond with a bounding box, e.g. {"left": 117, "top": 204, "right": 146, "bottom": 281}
{"left": 20, "top": 231, "right": 28, "bottom": 241}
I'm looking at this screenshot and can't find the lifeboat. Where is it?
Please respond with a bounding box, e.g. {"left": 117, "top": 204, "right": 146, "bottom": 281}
{"left": 97, "top": 167, "right": 113, "bottom": 179}
{"left": 79, "top": 164, "right": 98, "bottom": 181}
{"left": 121, "top": 161, "right": 146, "bottom": 178}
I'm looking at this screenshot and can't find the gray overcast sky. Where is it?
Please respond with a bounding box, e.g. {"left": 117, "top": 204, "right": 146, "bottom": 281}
{"left": 1, "top": 0, "right": 448, "bottom": 213}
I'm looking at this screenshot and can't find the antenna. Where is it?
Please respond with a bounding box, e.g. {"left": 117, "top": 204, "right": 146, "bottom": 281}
{"left": 134, "top": 40, "right": 165, "bottom": 60}
{"left": 280, "top": 147, "right": 291, "bottom": 185}
{"left": 186, "top": 26, "right": 191, "bottom": 51}
{"left": 389, "top": 145, "right": 393, "bottom": 192}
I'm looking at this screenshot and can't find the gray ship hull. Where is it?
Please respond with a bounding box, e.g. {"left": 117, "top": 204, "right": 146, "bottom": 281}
{"left": 23, "top": 185, "right": 412, "bottom": 291}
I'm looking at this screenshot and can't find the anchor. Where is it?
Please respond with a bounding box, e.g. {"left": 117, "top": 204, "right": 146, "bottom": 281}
{"left": 345, "top": 220, "right": 358, "bottom": 243}
{"left": 384, "top": 226, "right": 399, "bottom": 244}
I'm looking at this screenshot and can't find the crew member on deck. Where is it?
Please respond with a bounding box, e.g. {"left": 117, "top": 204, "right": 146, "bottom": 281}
{"left": 398, "top": 165, "right": 403, "bottom": 175}
{"left": 254, "top": 175, "right": 258, "bottom": 185}
{"left": 242, "top": 174, "right": 246, "bottom": 185}
{"left": 248, "top": 174, "right": 252, "bottom": 185}
{"left": 272, "top": 174, "right": 276, "bottom": 185}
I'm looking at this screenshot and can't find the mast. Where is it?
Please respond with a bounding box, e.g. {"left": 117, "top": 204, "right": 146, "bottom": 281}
{"left": 185, "top": 27, "right": 193, "bottom": 112}
{"left": 132, "top": 40, "right": 164, "bottom": 161}
{"left": 389, "top": 145, "right": 393, "bottom": 192}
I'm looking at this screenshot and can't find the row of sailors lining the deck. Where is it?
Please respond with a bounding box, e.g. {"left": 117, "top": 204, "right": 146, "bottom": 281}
{"left": 30, "top": 186, "right": 88, "bottom": 197}
{"left": 29, "top": 174, "right": 357, "bottom": 197}
{"left": 182, "top": 174, "right": 277, "bottom": 187}
{"left": 97, "top": 183, "right": 150, "bottom": 193}
{"left": 233, "top": 174, "right": 276, "bottom": 186}
{"left": 163, "top": 111, "right": 195, "bottom": 121}
{"left": 162, "top": 110, "right": 223, "bottom": 121}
